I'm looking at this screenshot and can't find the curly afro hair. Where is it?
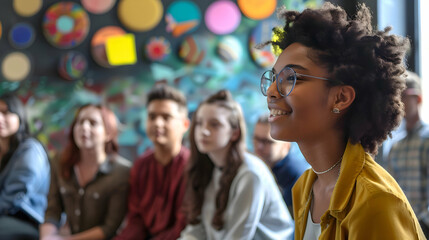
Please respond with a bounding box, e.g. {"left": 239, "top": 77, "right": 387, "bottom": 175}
{"left": 269, "top": 2, "right": 409, "bottom": 154}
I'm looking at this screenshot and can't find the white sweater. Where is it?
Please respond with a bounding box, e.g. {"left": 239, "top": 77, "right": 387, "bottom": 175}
{"left": 179, "top": 152, "right": 294, "bottom": 240}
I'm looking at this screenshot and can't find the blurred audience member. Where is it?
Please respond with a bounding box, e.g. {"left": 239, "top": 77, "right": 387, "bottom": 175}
{"left": 253, "top": 114, "right": 309, "bottom": 215}
{"left": 384, "top": 71, "right": 429, "bottom": 236}
{"left": 180, "top": 90, "right": 293, "bottom": 240}
{"left": 40, "top": 104, "right": 130, "bottom": 240}
{"left": 115, "top": 85, "right": 190, "bottom": 240}
{"left": 0, "top": 93, "right": 50, "bottom": 240}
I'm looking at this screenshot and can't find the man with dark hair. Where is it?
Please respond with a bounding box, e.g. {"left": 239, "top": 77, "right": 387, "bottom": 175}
{"left": 383, "top": 71, "right": 429, "bottom": 236}
{"left": 116, "top": 85, "right": 190, "bottom": 240}
{"left": 253, "top": 114, "right": 309, "bottom": 216}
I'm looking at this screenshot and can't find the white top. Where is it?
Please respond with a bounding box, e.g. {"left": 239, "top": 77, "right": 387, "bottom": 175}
{"left": 303, "top": 210, "right": 321, "bottom": 240}
{"left": 179, "top": 152, "right": 294, "bottom": 240}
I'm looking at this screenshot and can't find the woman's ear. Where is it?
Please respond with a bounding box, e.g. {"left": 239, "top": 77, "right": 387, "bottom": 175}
{"left": 417, "top": 95, "right": 423, "bottom": 104}
{"left": 231, "top": 129, "right": 240, "bottom": 142}
{"left": 183, "top": 117, "right": 190, "bottom": 131}
{"left": 104, "top": 133, "right": 113, "bottom": 143}
{"left": 333, "top": 85, "right": 356, "bottom": 112}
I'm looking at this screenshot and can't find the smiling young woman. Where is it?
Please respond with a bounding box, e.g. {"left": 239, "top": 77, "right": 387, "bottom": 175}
{"left": 260, "top": 2, "right": 425, "bottom": 240}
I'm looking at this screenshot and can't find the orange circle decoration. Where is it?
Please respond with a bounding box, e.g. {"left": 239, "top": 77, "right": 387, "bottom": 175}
{"left": 118, "top": 0, "right": 163, "bottom": 32}
{"left": 13, "top": 0, "right": 43, "bottom": 17}
{"left": 91, "top": 26, "right": 126, "bottom": 68}
{"left": 237, "top": 0, "right": 277, "bottom": 20}
{"left": 1, "top": 52, "right": 32, "bottom": 82}
{"left": 43, "top": 2, "right": 90, "bottom": 49}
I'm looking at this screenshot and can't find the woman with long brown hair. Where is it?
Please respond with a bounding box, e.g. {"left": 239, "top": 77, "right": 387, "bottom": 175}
{"left": 40, "top": 104, "right": 130, "bottom": 240}
{"left": 180, "top": 90, "right": 293, "bottom": 240}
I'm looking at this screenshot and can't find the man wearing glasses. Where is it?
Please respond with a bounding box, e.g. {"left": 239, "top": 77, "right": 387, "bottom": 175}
{"left": 382, "top": 71, "right": 429, "bottom": 237}
{"left": 253, "top": 114, "right": 309, "bottom": 216}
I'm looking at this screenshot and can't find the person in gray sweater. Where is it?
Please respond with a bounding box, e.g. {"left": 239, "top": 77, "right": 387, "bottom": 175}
{"left": 180, "top": 90, "right": 293, "bottom": 240}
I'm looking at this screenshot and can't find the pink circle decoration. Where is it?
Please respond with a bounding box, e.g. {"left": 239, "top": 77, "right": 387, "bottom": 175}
{"left": 205, "top": 1, "right": 241, "bottom": 35}
{"left": 81, "top": 0, "right": 116, "bottom": 14}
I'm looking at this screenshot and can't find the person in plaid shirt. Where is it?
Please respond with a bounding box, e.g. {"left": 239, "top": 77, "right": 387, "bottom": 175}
{"left": 386, "top": 71, "right": 429, "bottom": 237}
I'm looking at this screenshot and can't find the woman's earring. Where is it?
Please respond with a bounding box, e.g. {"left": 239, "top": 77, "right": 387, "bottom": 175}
{"left": 332, "top": 107, "right": 340, "bottom": 114}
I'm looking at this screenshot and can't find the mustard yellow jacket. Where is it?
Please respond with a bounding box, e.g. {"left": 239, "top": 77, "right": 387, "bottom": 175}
{"left": 292, "top": 141, "right": 426, "bottom": 240}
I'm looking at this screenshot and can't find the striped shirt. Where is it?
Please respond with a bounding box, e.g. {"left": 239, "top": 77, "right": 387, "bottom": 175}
{"left": 387, "top": 121, "right": 429, "bottom": 225}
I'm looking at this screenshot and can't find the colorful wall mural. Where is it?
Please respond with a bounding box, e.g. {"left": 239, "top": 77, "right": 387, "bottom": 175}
{"left": 0, "top": 0, "right": 323, "bottom": 160}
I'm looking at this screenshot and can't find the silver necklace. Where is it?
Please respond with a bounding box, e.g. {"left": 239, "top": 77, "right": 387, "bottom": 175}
{"left": 312, "top": 156, "right": 343, "bottom": 175}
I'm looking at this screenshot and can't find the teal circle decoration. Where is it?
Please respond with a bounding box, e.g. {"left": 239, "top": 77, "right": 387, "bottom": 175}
{"left": 56, "top": 16, "right": 74, "bottom": 33}
{"left": 165, "top": 0, "right": 201, "bottom": 37}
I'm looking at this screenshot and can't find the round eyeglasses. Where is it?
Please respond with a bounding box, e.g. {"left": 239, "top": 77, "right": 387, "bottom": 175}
{"left": 260, "top": 66, "right": 341, "bottom": 97}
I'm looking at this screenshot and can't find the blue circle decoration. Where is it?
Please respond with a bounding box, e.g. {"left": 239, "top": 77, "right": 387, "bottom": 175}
{"left": 249, "top": 18, "right": 281, "bottom": 68}
{"left": 9, "top": 23, "right": 35, "bottom": 49}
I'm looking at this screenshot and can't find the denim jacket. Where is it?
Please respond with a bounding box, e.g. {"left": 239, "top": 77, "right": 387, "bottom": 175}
{"left": 0, "top": 138, "right": 50, "bottom": 224}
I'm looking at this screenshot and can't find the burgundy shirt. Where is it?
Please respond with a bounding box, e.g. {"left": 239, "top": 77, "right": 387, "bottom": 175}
{"left": 115, "top": 147, "right": 189, "bottom": 240}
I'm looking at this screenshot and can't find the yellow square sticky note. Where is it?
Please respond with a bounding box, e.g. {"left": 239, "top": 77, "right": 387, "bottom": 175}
{"left": 106, "top": 33, "right": 137, "bottom": 66}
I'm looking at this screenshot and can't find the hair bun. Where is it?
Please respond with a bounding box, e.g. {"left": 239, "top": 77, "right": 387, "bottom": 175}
{"left": 207, "top": 89, "right": 233, "bottom": 103}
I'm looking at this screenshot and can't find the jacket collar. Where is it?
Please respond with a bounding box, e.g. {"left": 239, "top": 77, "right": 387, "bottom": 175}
{"left": 328, "top": 140, "right": 366, "bottom": 219}
{"left": 295, "top": 141, "right": 367, "bottom": 226}
{"left": 72, "top": 155, "right": 115, "bottom": 178}
{"left": 98, "top": 156, "right": 114, "bottom": 174}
